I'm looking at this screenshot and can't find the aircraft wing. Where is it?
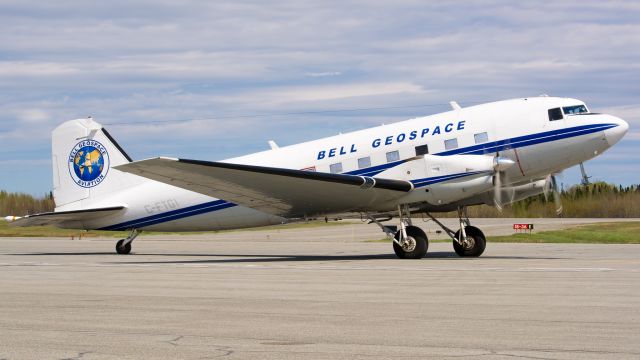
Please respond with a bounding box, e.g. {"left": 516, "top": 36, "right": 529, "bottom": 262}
{"left": 7, "top": 206, "right": 126, "bottom": 227}
{"left": 115, "top": 158, "right": 413, "bottom": 217}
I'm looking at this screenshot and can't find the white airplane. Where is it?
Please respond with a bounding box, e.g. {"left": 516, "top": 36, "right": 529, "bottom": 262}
{"left": 6, "top": 96, "right": 628, "bottom": 258}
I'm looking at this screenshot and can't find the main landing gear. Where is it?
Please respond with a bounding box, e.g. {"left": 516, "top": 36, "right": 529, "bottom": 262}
{"left": 426, "top": 207, "right": 486, "bottom": 257}
{"left": 115, "top": 229, "right": 139, "bottom": 255}
{"left": 369, "top": 205, "right": 428, "bottom": 259}
{"left": 369, "top": 206, "right": 486, "bottom": 259}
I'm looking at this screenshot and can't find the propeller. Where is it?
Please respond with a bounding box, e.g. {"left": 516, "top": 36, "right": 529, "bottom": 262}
{"left": 544, "top": 174, "right": 564, "bottom": 216}
{"left": 492, "top": 156, "right": 516, "bottom": 211}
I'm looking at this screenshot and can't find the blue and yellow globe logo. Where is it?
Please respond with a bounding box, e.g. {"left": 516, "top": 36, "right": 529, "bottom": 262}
{"left": 68, "top": 140, "right": 109, "bottom": 187}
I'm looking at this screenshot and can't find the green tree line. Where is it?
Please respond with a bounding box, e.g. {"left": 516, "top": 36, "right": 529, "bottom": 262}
{"left": 455, "top": 182, "right": 640, "bottom": 218}
{"left": 0, "top": 190, "right": 55, "bottom": 216}
{"left": 1, "top": 182, "right": 639, "bottom": 218}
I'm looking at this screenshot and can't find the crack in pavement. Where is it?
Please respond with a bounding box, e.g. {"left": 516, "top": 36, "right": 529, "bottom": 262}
{"left": 200, "top": 345, "right": 234, "bottom": 359}
{"left": 60, "top": 351, "right": 93, "bottom": 360}
{"left": 166, "top": 335, "right": 184, "bottom": 346}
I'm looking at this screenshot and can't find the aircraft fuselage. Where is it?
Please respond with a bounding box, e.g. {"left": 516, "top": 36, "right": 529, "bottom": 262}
{"left": 53, "top": 96, "right": 628, "bottom": 231}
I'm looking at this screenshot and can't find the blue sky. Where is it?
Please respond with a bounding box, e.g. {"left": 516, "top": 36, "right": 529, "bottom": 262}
{"left": 0, "top": 1, "right": 638, "bottom": 196}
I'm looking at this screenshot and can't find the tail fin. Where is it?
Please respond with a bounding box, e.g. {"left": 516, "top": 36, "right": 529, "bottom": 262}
{"left": 52, "top": 118, "right": 143, "bottom": 209}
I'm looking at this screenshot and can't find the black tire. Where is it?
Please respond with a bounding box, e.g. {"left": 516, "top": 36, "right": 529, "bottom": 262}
{"left": 393, "top": 226, "right": 428, "bottom": 259}
{"left": 453, "top": 226, "right": 486, "bottom": 257}
{"left": 116, "top": 239, "right": 132, "bottom": 255}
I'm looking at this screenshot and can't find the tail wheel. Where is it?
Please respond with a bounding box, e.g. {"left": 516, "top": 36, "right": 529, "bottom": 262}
{"left": 116, "top": 239, "right": 132, "bottom": 255}
{"left": 393, "top": 226, "right": 428, "bottom": 259}
{"left": 453, "top": 226, "right": 486, "bottom": 257}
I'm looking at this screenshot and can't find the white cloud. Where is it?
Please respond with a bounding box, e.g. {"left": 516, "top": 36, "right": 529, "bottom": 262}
{"left": 16, "top": 109, "right": 51, "bottom": 123}
{"left": 0, "top": 62, "right": 79, "bottom": 77}
{"left": 596, "top": 105, "right": 640, "bottom": 122}
{"left": 306, "top": 71, "right": 342, "bottom": 77}
{"left": 249, "top": 82, "right": 425, "bottom": 104}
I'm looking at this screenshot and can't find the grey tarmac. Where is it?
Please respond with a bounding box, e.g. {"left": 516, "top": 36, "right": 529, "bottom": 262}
{"left": 0, "top": 218, "right": 639, "bottom": 359}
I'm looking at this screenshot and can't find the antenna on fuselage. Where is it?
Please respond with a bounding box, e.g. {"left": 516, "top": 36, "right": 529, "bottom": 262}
{"left": 449, "top": 101, "right": 461, "bottom": 110}
{"left": 268, "top": 140, "right": 279, "bottom": 150}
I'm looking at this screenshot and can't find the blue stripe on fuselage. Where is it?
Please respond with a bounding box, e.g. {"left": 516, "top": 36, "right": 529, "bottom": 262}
{"left": 347, "top": 123, "right": 616, "bottom": 176}
{"left": 438, "top": 123, "right": 616, "bottom": 156}
{"left": 346, "top": 159, "right": 405, "bottom": 176}
{"left": 99, "top": 199, "right": 236, "bottom": 230}
{"left": 411, "top": 171, "right": 490, "bottom": 188}
{"left": 101, "top": 123, "right": 617, "bottom": 230}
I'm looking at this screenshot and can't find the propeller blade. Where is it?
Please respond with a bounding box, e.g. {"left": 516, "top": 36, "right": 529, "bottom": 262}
{"left": 551, "top": 175, "right": 563, "bottom": 216}
{"left": 543, "top": 175, "right": 551, "bottom": 201}
{"left": 493, "top": 172, "right": 503, "bottom": 212}
{"left": 509, "top": 186, "right": 516, "bottom": 204}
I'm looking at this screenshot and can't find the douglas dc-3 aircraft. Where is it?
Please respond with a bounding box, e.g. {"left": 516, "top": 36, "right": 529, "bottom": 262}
{"left": 6, "top": 96, "right": 628, "bottom": 258}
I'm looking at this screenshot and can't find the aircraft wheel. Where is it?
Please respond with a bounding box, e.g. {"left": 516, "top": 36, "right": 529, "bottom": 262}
{"left": 453, "top": 226, "right": 486, "bottom": 257}
{"left": 115, "top": 239, "right": 132, "bottom": 255}
{"left": 393, "top": 226, "right": 428, "bottom": 259}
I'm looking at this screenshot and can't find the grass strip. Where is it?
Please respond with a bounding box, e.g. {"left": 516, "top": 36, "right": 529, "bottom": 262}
{"left": 0, "top": 219, "right": 348, "bottom": 238}
{"left": 367, "top": 222, "right": 640, "bottom": 244}
{"left": 489, "top": 222, "right": 640, "bottom": 244}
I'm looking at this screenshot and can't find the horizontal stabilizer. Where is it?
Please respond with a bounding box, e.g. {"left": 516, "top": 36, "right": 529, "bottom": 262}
{"left": 115, "top": 158, "right": 413, "bottom": 217}
{"left": 8, "top": 206, "right": 126, "bottom": 227}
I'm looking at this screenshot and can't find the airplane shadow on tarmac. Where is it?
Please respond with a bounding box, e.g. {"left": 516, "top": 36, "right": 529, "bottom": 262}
{"left": 9, "top": 251, "right": 567, "bottom": 264}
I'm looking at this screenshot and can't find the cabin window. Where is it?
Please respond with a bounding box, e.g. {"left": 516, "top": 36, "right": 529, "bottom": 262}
{"left": 357, "top": 156, "right": 371, "bottom": 169}
{"left": 548, "top": 108, "right": 563, "bottom": 121}
{"left": 474, "top": 132, "right": 489, "bottom": 144}
{"left": 415, "top": 144, "right": 429, "bottom": 156}
{"left": 563, "top": 105, "right": 588, "bottom": 115}
{"left": 444, "top": 138, "right": 458, "bottom": 150}
{"left": 329, "top": 162, "right": 343, "bottom": 174}
{"left": 386, "top": 150, "right": 400, "bottom": 163}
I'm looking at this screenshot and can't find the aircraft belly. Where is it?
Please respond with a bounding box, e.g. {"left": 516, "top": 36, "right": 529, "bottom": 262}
{"left": 134, "top": 205, "right": 284, "bottom": 232}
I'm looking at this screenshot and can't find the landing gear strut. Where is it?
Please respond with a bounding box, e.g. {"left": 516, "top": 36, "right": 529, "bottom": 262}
{"left": 426, "top": 207, "right": 486, "bottom": 257}
{"left": 115, "top": 229, "right": 139, "bottom": 255}
{"left": 369, "top": 204, "right": 428, "bottom": 259}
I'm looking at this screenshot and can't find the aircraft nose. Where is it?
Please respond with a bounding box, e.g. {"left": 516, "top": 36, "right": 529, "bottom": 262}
{"left": 604, "top": 117, "right": 629, "bottom": 146}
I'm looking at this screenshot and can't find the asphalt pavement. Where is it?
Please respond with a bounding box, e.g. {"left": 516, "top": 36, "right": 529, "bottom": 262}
{"left": 0, "top": 219, "right": 639, "bottom": 359}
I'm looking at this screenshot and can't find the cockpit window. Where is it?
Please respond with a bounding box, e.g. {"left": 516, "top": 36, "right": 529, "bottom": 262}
{"left": 548, "top": 108, "right": 563, "bottom": 121}
{"left": 562, "top": 105, "right": 589, "bottom": 115}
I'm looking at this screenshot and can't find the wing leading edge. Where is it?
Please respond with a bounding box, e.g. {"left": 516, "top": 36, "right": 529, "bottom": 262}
{"left": 115, "top": 158, "right": 413, "bottom": 217}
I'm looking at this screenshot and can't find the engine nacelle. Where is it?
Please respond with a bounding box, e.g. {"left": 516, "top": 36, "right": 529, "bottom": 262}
{"left": 479, "top": 178, "right": 547, "bottom": 206}
{"left": 378, "top": 154, "right": 502, "bottom": 205}
{"left": 503, "top": 179, "right": 547, "bottom": 204}
{"left": 424, "top": 173, "right": 494, "bottom": 205}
